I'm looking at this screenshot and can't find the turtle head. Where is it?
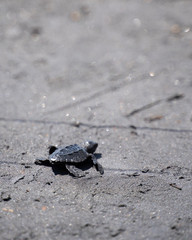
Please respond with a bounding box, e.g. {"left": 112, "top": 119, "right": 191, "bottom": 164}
{"left": 84, "top": 141, "right": 98, "bottom": 153}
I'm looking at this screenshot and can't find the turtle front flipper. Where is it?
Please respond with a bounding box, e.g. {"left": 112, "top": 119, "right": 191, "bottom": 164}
{"left": 91, "top": 154, "right": 104, "bottom": 175}
{"left": 95, "top": 162, "right": 104, "bottom": 175}
{"left": 48, "top": 145, "right": 58, "bottom": 154}
{"left": 65, "top": 164, "right": 85, "bottom": 178}
{"left": 35, "top": 157, "right": 50, "bottom": 166}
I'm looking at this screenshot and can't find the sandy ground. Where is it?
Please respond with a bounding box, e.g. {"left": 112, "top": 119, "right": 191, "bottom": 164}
{"left": 0, "top": 0, "right": 192, "bottom": 239}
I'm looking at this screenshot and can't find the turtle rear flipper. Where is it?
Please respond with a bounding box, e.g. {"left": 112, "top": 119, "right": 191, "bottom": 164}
{"left": 65, "top": 164, "right": 85, "bottom": 178}
{"left": 35, "top": 157, "right": 50, "bottom": 166}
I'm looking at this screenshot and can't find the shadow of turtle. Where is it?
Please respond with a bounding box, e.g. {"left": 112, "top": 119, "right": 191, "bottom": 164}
{"left": 51, "top": 163, "right": 68, "bottom": 175}
{"left": 35, "top": 159, "right": 68, "bottom": 175}
{"left": 38, "top": 153, "right": 103, "bottom": 177}
{"left": 94, "top": 153, "right": 102, "bottom": 159}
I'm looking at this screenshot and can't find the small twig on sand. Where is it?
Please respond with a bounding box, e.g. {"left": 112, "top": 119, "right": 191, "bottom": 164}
{"left": 169, "top": 183, "right": 182, "bottom": 190}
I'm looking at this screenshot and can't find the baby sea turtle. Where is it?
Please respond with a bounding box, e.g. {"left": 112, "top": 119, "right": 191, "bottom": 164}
{"left": 35, "top": 141, "right": 104, "bottom": 177}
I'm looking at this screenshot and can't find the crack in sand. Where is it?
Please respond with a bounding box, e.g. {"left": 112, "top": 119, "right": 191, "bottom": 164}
{"left": 0, "top": 117, "right": 192, "bottom": 133}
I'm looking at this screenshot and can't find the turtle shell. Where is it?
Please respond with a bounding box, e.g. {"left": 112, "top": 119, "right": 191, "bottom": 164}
{"left": 49, "top": 144, "right": 88, "bottom": 163}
